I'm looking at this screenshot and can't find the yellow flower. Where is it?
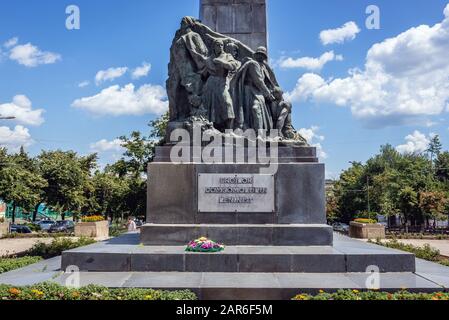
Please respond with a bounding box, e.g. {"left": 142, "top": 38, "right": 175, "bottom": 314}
{"left": 31, "top": 289, "right": 44, "bottom": 297}
{"left": 71, "top": 291, "right": 80, "bottom": 298}
{"left": 319, "top": 290, "right": 324, "bottom": 294}
{"left": 353, "top": 290, "right": 359, "bottom": 294}
{"left": 198, "top": 237, "right": 208, "bottom": 242}
{"left": 144, "top": 295, "right": 153, "bottom": 300}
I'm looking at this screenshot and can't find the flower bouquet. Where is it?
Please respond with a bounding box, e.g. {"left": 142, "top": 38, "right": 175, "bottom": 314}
{"left": 185, "top": 237, "right": 225, "bottom": 253}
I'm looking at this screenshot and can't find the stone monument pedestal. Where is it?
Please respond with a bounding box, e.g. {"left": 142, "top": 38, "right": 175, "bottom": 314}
{"left": 142, "top": 145, "right": 332, "bottom": 246}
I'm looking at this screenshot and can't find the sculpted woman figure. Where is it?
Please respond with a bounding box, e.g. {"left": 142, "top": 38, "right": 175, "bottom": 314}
{"left": 203, "top": 39, "right": 240, "bottom": 131}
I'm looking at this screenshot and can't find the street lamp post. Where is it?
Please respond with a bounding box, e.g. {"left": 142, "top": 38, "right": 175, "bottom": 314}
{"left": 0, "top": 114, "right": 16, "bottom": 120}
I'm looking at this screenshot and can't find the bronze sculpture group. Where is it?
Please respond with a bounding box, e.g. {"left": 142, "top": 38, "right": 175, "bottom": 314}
{"left": 166, "top": 17, "right": 306, "bottom": 145}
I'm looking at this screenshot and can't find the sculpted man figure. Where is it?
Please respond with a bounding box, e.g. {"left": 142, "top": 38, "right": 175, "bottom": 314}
{"left": 167, "top": 17, "right": 208, "bottom": 121}
{"left": 232, "top": 47, "right": 277, "bottom": 131}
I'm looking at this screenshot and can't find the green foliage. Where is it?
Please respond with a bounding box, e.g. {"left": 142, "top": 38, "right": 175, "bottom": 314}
{"left": 26, "top": 237, "right": 96, "bottom": 259}
{"left": 109, "top": 223, "right": 127, "bottom": 237}
{"left": 0, "top": 282, "right": 197, "bottom": 300}
{"left": 330, "top": 144, "right": 449, "bottom": 227}
{"left": 371, "top": 239, "right": 441, "bottom": 261}
{"left": 0, "top": 113, "right": 170, "bottom": 224}
{"left": 0, "top": 257, "right": 43, "bottom": 274}
{"left": 38, "top": 151, "right": 95, "bottom": 220}
{"left": 0, "top": 148, "right": 47, "bottom": 222}
{"left": 293, "top": 290, "right": 449, "bottom": 300}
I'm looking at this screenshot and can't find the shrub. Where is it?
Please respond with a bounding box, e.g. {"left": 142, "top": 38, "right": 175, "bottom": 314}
{"left": 0, "top": 282, "right": 197, "bottom": 300}
{"left": 0, "top": 256, "right": 43, "bottom": 274}
{"left": 353, "top": 218, "right": 377, "bottom": 224}
{"left": 109, "top": 224, "right": 127, "bottom": 238}
{"left": 292, "top": 289, "right": 449, "bottom": 300}
{"left": 371, "top": 239, "right": 441, "bottom": 262}
{"left": 26, "top": 237, "right": 96, "bottom": 259}
{"left": 81, "top": 216, "right": 105, "bottom": 223}
{"left": 439, "top": 260, "right": 449, "bottom": 267}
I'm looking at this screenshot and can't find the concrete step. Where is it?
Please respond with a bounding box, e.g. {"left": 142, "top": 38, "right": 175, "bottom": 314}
{"left": 61, "top": 244, "right": 416, "bottom": 273}
{"left": 140, "top": 224, "right": 333, "bottom": 246}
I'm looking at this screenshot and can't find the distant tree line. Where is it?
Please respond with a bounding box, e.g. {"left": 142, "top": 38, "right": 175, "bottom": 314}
{"left": 0, "top": 113, "right": 169, "bottom": 223}
{"left": 327, "top": 136, "right": 449, "bottom": 229}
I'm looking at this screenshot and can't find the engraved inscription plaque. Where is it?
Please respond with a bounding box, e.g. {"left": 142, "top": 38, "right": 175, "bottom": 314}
{"left": 198, "top": 174, "right": 275, "bottom": 213}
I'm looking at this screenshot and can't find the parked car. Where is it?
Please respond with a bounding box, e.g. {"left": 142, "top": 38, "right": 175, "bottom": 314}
{"left": 48, "top": 221, "right": 75, "bottom": 233}
{"left": 10, "top": 224, "right": 32, "bottom": 234}
{"left": 135, "top": 220, "right": 144, "bottom": 228}
{"left": 35, "top": 220, "right": 56, "bottom": 231}
{"left": 332, "top": 222, "right": 350, "bottom": 234}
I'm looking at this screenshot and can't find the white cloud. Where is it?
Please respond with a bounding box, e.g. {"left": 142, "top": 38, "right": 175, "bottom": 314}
{"left": 78, "top": 81, "right": 90, "bottom": 88}
{"left": 279, "top": 51, "right": 343, "bottom": 71}
{"left": 90, "top": 139, "right": 126, "bottom": 163}
{"left": 396, "top": 130, "right": 430, "bottom": 154}
{"left": 72, "top": 83, "right": 168, "bottom": 116}
{"left": 298, "top": 126, "right": 327, "bottom": 160}
{"left": 320, "top": 21, "right": 361, "bottom": 45}
{"left": 0, "top": 95, "right": 45, "bottom": 126}
{"left": 131, "top": 62, "right": 151, "bottom": 79}
{"left": 9, "top": 42, "right": 61, "bottom": 67}
{"left": 95, "top": 67, "right": 128, "bottom": 85}
{"left": 0, "top": 125, "right": 33, "bottom": 151}
{"left": 287, "top": 5, "right": 449, "bottom": 128}
{"left": 3, "top": 37, "right": 18, "bottom": 48}
{"left": 90, "top": 138, "right": 125, "bottom": 153}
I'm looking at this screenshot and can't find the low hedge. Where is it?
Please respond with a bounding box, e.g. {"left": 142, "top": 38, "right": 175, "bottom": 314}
{"left": 353, "top": 218, "right": 378, "bottom": 224}
{"left": 0, "top": 282, "right": 197, "bottom": 300}
{"left": 370, "top": 239, "right": 441, "bottom": 261}
{"left": 81, "top": 216, "right": 106, "bottom": 223}
{"left": 293, "top": 290, "right": 449, "bottom": 300}
{"left": 0, "top": 256, "right": 43, "bottom": 274}
{"left": 26, "top": 237, "right": 96, "bottom": 259}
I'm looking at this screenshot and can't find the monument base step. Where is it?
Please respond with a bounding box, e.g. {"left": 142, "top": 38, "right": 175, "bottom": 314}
{"left": 61, "top": 234, "right": 416, "bottom": 273}
{"left": 140, "top": 224, "right": 333, "bottom": 246}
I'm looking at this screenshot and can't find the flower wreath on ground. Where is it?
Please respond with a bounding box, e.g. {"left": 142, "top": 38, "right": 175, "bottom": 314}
{"left": 185, "top": 237, "right": 225, "bottom": 253}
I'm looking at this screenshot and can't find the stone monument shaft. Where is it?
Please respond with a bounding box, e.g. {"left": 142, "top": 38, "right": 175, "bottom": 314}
{"left": 200, "top": 0, "right": 267, "bottom": 50}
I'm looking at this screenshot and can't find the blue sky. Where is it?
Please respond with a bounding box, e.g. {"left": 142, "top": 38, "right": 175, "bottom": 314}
{"left": 1, "top": 0, "right": 449, "bottom": 178}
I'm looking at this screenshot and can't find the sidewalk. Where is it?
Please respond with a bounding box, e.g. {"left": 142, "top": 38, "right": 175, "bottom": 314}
{"left": 0, "top": 238, "right": 53, "bottom": 257}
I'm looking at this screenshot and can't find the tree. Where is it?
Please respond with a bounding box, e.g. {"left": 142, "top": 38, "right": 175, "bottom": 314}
{"left": 38, "top": 151, "right": 89, "bottom": 220}
{"left": 89, "top": 172, "right": 129, "bottom": 220}
{"left": 397, "top": 187, "right": 418, "bottom": 228}
{"left": 435, "top": 152, "right": 449, "bottom": 184}
{"left": 0, "top": 148, "right": 47, "bottom": 223}
{"left": 427, "top": 135, "right": 442, "bottom": 164}
{"left": 418, "top": 191, "right": 448, "bottom": 228}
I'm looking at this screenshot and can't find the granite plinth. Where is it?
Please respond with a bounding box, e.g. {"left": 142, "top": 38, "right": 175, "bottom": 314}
{"left": 140, "top": 224, "right": 333, "bottom": 246}
{"left": 147, "top": 162, "right": 326, "bottom": 225}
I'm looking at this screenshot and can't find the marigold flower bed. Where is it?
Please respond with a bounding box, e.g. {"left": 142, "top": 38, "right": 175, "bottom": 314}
{"left": 293, "top": 289, "right": 449, "bottom": 300}
{"left": 0, "top": 283, "right": 197, "bottom": 300}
